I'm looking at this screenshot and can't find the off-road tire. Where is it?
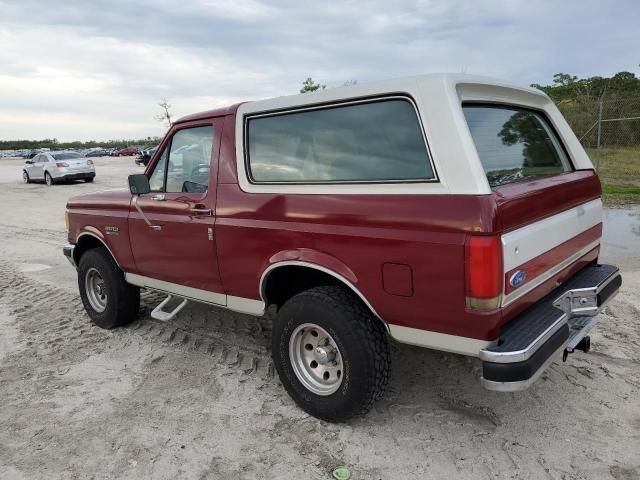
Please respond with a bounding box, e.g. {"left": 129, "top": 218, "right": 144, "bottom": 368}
{"left": 44, "top": 172, "right": 53, "bottom": 186}
{"left": 272, "top": 286, "right": 390, "bottom": 422}
{"left": 78, "top": 247, "right": 140, "bottom": 329}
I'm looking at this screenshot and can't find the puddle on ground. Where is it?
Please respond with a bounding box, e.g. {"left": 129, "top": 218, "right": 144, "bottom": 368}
{"left": 18, "top": 263, "right": 52, "bottom": 273}
{"left": 601, "top": 206, "right": 640, "bottom": 270}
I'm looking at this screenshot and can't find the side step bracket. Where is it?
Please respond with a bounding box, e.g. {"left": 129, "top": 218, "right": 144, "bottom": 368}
{"left": 150, "top": 295, "right": 188, "bottom": 321}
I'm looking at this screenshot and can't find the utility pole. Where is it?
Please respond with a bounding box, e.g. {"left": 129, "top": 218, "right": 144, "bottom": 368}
{"left": 596, "top": 99, "right": 603, "bottom": 170}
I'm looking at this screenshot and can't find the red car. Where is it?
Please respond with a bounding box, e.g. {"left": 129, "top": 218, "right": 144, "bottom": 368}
{"left": 112, "top": 147, "right": 139, "bottom": 156}
{"left": 63, "top": 74, "right": 621, "bottom": 421}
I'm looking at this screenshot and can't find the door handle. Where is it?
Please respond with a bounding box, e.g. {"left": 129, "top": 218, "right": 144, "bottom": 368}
{"left": 191, "top": 208, "right": 212, "bottom": 216}
{"left": 151, "top": 194, "right": 165, "bottom": 201}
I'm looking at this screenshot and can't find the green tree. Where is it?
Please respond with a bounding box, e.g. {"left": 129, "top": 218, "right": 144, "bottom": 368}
{"left": 300, "top": 77, "right": 326, "bottom": 94}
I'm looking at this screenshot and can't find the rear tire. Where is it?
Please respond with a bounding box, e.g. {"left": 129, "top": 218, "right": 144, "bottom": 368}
{"left": 271, "top": 286, "right": 390, "bottom": 422}
{"left": 45, "top": 172, "right": 53, "bottom": 186}
{"left": 78, "top": 248, "right": 140, "bottom": 329}
{"left": 84, "top": 177, "right": 94, "bottom": 183}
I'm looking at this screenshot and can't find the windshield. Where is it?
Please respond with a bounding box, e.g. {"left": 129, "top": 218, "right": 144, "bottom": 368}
{"left": 463, "top": 105, "right": 572, "bottom": 187}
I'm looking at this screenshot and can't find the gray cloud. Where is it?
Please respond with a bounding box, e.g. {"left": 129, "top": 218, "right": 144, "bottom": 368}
{"left": 0, "top": 0, "right": 637, "bottom": 140}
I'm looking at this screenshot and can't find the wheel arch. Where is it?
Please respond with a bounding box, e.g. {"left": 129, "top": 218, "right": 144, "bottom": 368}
{"left": 260, "top": 260, "right": 388, "bottom": 332}
{"left": 73, "top": 231, "right": 121, "bottom": 268}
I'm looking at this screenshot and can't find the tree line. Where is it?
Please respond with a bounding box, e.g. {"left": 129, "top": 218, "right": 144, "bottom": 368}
{"left": 531, "top": 69, "right": 640, "bottom": 147}
{"left": 0, "top": 137, "right": 163, "bottom": 151}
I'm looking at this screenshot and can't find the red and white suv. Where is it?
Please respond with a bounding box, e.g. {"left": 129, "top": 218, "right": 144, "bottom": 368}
{"left": 63, "top": 74, "right": 621, "bottom": 421}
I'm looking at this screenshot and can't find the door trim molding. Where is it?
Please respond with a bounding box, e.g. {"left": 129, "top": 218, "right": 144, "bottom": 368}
{"left": 388, "top": 324, "right": 491, "bottom": 357}
{"left": 124, "top": 273, "right": 265, "bottom": 316}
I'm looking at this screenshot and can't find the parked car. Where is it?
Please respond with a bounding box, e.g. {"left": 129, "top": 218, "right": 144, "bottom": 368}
{"left": 23, "top": 151, "right": 95, "bottom": 185}
{"left": 62, "top": 74, "right": 621, "bottom": 421}
{"left": 111, "top": 147, "right": 139, "bottom": 157}
{"left": 135, "top": 146, "right": 158, "bottom": 166}
{"left": 84, "top": 148, "right": 110, "bottom": 158}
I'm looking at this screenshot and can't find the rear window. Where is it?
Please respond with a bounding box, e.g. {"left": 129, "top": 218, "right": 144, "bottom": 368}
{"left": 247, "top": 98, "right": 434, "bottom": 183}
{"left": 463, "top": 105, "right": 572, "bottom": 187}
{"left": 52, "top": 153, "right": 82, "bottom": 160}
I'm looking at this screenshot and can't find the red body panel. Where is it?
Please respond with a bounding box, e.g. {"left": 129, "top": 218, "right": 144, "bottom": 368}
{"left": 128, "top": 117, "right": 225, "bottom": 293}
{"left": 66, "top": 110, "right": 603, "bottom": 343}
{"left": 67, "top": 189, "right": 137, "bottom": 272}
{"left": 492, "top": 171, "right": 601, "bottom": 232}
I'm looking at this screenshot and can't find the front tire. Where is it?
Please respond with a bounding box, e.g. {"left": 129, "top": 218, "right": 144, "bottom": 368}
{"left": 272, "top": 286, "right": 390, "bottom": 422}
{"left": 22, "top": 171, "right": 30, "bottom": 183}
{"left": 44, "top": 172, "right": 53, "bottom": 186}
{"left": 78, "top": 248, "right": 140, "bottom": 329}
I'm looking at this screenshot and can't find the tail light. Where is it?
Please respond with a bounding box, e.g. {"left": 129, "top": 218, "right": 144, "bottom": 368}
{"left": 87, "top": 159, "right": 94, "bottom": 165}
{"left": 465, "top": 234, "right": 503, "bottom": 310}
{"left": 56, "top": 162, "right": 69, "bottom": 167}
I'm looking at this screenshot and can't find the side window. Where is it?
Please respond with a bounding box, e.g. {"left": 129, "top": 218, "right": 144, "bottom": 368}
{"left": 246, "top": 98, "right": 434, "bottom": 183}
{"left": 147, "top": 126, "right": 214, "bottom": 193}
{"left": 148, "top": 148, "right": 168, "bottom": 192}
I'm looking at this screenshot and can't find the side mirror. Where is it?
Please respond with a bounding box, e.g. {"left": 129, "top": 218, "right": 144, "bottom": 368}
{"left": 128, "top": 174, "right": 150, "bottom": 195}
{"left": 25, "top": 160, "right": 33, "bottom": 164}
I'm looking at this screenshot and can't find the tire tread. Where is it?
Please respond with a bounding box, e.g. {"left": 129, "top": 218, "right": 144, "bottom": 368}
{"left": 273, "top": 285, "right": 390, "bottom": 421}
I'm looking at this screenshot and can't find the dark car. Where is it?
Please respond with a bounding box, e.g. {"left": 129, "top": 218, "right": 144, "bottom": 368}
{"left": 135, "top": 146, "right": 158, "bottom": 166}
{"left": 85, "top": 149, "right": 110, "bottom": 157}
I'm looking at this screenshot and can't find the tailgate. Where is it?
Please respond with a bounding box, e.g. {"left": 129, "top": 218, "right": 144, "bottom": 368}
{"left": 493, "top": 171, "right": 603, "bottom": 317}
{"left": 493, "top": 171, "right": 602, "bottom": 323}
{"left": 500, "top": 195, "right": 601, "bottom": 307}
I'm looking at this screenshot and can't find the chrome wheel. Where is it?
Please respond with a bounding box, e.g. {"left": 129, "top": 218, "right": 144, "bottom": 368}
{"left": 289, "top": 323, "right": 344, "bottom": 396}
{"left": 85, "top": 267, "right": 107, "bottom": 313}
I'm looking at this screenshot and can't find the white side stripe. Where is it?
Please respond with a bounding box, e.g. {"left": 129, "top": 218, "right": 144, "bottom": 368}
{"left": 389, "top": 325, "right": 491, "bottom": 356}
{"left": 125, "top": 273, "right": 265, "bottom": 317}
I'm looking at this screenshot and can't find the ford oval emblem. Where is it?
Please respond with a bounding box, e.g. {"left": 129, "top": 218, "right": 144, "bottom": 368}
{"left": 509, "top": 270, "right": 527, "bottom": 288}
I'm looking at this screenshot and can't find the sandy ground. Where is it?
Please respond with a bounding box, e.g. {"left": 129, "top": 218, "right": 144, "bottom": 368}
{"left": 0, "top": 156, "right": 638, "bottom": 480}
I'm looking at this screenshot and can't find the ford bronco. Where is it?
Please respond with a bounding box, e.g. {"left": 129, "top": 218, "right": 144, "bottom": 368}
{"left": 63, "top": 74, "right": 621, "bottom": 421}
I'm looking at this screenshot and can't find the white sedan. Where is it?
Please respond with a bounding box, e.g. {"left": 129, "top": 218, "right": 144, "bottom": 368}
{"left": 23, "top": 151, "right": 96, "bottom": 186}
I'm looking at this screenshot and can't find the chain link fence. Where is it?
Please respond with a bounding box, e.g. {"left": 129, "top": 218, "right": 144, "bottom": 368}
{"left": 555, "top": 95, "right": 640, "bottom": 186}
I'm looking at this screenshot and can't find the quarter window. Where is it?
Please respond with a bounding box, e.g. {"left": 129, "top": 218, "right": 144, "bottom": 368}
{"left": 148, "top": 125, "right": 214, "bottom": 193}
{"left": 247, "top": 99, "right": 434, "bottom": 183}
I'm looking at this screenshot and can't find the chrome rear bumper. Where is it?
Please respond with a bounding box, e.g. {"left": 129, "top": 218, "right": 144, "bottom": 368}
{"left": 480, "top": 264, "right": 621, "bottom": 392}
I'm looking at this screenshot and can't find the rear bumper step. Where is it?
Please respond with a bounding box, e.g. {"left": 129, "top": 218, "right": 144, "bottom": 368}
{"left": 480, "top": 264, "right": 621, "bottom": 392}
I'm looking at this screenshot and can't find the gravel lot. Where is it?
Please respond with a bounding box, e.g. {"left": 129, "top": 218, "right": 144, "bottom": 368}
{"left": 0, "top": 156, "right": 639, "bottom": 480}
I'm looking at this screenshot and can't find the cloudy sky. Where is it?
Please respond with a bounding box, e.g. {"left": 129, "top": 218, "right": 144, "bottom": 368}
{"left": 0, "top": 0, "right": 638, "bottom": 141}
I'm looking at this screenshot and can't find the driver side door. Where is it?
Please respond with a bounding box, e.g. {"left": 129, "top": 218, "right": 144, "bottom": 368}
{"left": 127, "top": 119, "right": 225, "bottom": 300}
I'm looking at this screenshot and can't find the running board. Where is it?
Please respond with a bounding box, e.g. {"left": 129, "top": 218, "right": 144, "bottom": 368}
{"left": 150, "top": 295, "right": 188, "bottom": 321}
